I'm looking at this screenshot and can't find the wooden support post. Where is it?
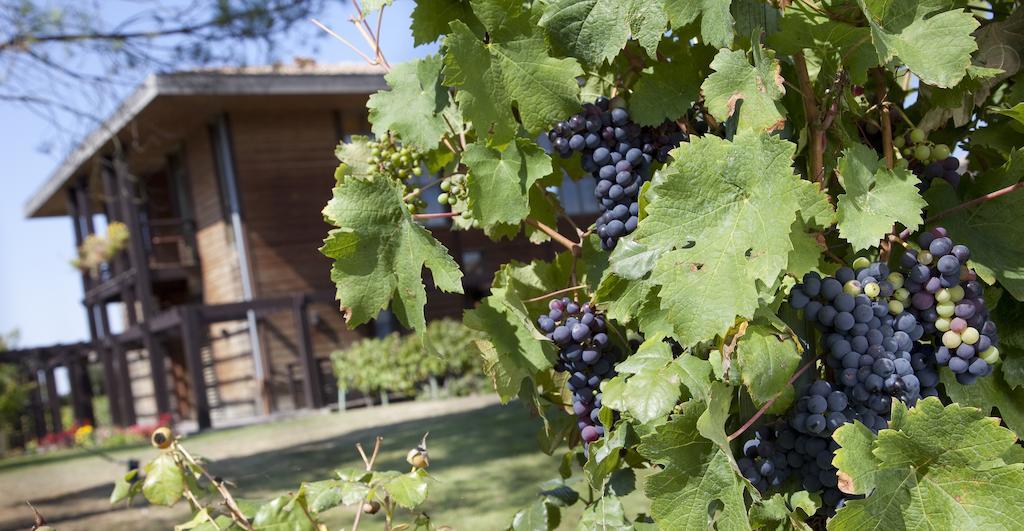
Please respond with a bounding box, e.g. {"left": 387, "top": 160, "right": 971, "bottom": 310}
{"left": 24, "top": 364, "right": 47, "bottom": 440}
{"left": 68, "top": 353, "right": 96, "bottom": 426}
{"left": 286, "top": 364, "right": 301, "bottom": 409}
{"left": 110, "top": 156, "right": 172, "bottom": 416}
{"left": 97, "top": 306, "right": 136, "bottom": 425}
{"left": 43, "top": 361, "right": 63, "bottom": 434}
{"left": 181, "top": 306, "right": 212, "bottom": 430}
{"left": 67, "top": 184, "right": 120, "bottom": 426}
{"left": 66, "top": 353, "right": 84, "bottom": 426}
{"left": 292, "top": 294, "right": 323, "bottom": 409}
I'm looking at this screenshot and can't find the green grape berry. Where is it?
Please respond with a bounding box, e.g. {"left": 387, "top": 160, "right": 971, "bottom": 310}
{"left": 932, "top": 143, "right": 951, "bottom": 160}
{"left": 852, "top": 256, "right": 871, "bottom": 269}
{"left": 438, "top": 193, "right": 449, "bottom": 204}
{"left": 893, "top": 136, "right": 906, "bottom": 149}
{"left": 962, "top": 327, "right": 980, "bottom": 345}
{"left": 910, "top": 128, "right": 927, "bottom": 143}
{"left": 981, "top": 346, "right": 1001, "bottom": 364}
{"left": 913, "top": 144, "right": 931, "bottom": 161}
{"left": 440, "top": 180, "right": 451, "bottom": 192}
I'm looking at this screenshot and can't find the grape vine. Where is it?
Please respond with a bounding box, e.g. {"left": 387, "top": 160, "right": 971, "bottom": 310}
{"left": 315, "top": 0, "right": 1024, "bottom": 528}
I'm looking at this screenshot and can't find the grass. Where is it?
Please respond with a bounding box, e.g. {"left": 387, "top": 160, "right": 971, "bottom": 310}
{"left": 0, "top": 397, "right": 648, "bottom": 530}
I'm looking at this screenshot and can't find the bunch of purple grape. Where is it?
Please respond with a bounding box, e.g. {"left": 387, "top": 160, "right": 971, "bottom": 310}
{"left": 536, "top": 297, "right": 619, "bottom": 443}
{"left": 739, "top": 381, "right": 852, "bottom": 511}
{"left": 547, "top": 97, "right": 686, "bottom": 251}
{"left": 789, "top": 261, "right": 936, "bottom": 420}
{"left": 898, "top": 227, "right": 1000, "bottom": 384}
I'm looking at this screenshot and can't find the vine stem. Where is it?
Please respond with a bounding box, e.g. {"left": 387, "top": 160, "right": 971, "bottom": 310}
{"left": 351, "top": 437, "right": 383, "bottom": 531}
{"left": 524, "top": 284, "right": 587, "bottom": 303}
{"left": 413, "top": 211, "right": 459, "bottom": 220}
{"left": 525, "top": 218, "right": 581, "bottom": 255}
{"left": 173, "top": 441, "right": 252, "bottom": 530}
{"left": 403, "top": 177, "right": 446, "bottom": 201}
{"left": 793, "top": 52, "right": 823, "bottom": 186}
{"left": 350, "top": 0, "right": 391, "bottom": 70}
{"left": 309, "top": 19, "right": 376, "bottom": 66}
{"left": 726, "top": 358, "right": 816, "bottom": 442}
{"left": 897, "top": 181, "right": 1024, "bottom": 241}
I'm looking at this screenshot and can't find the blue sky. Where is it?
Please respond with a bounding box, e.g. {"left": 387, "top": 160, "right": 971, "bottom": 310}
{"left": 0, "top": 1, "right": 434, "bottom": 349}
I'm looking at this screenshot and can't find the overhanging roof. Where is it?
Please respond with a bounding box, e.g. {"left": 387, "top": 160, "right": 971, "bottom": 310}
{"left": 24, "top": 64, "right": 386, "bottom": 218}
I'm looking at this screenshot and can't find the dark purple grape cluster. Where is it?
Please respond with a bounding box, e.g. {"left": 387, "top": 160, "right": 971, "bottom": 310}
{"left": 536, "top": 298, "right": 618, "bottom": 443}
{"left": 898, "top": 227, "right": 1000, "bottom": 384}
{"left": 909, "top": 156, "right": 961, "bottom": 190}
{"left": 547, "top": 97, "right": 686, "bottom": 251}
{"left": 737, "top": 426, "right": 791, "bottom": 492}
{"left": 739, "top": 381, "right": 854, "bottom": 512}
{"left": 790, "top": 262, "right": 933, "bottom": 419}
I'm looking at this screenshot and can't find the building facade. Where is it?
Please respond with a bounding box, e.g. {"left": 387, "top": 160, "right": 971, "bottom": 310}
{"left": 7, "top": 63, "right": 598, "bottom": 436}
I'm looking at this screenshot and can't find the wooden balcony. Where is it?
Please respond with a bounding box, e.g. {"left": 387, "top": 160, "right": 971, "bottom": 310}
{"left": 83, "top": 216, "right": 199, "bottom": 306}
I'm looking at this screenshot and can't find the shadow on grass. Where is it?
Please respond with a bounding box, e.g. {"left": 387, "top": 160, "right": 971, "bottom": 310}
{"left": 11, "top": 401, "right": 553, "bottom": 531}
{"left": 0, "top": 442, "right": 150, "bottom": 474}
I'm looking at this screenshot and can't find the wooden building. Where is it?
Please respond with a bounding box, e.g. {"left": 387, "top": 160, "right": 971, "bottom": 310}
{"left": 7, "top": 63, "right": 600, "bottom": 436}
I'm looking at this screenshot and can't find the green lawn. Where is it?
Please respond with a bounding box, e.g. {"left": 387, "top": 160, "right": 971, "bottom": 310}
{"left": 0, "top": 397, "right": 648, "bottom": 530}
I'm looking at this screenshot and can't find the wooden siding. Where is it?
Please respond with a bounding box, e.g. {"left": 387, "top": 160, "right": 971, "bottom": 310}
{"left": 226, "top": 107, "right": 365, "bottom": 409}
{"left": 184, "top": 125, "right": 258, "bottom": 419}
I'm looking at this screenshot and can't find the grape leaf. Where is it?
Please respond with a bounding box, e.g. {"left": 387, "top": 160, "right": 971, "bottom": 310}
{"left": 321, "top": 177, "right": 463, "bottom": 336}
{"left": 830, "top": 398, "right": 1024, "bottom": 530}
{"left": 253, "top": 494, "right": 314, "bottom": 530}
{"left": 511, "top": 499, "right": 557, "bottom": 531}
{"left": 768, "top": 2, "right": 876, "bottom": 84}
{"left": 832, "top": 421, "right": 880, "bottom": 495}
{"left": 922, "top": 152, "right": 1024, "bottom": 300}
{"left": 463, "top": 139, "right": 552, "bottom": 234}
{"left": 603, "top": 338, "right": 686, "bottom": 424}
{"left": 335, "top": 135, "right": 376, "bottom": 180}
{"left": 610, "top": 132, "right": 802, "bottom": 346}
{"left": 992, "top": 293, "right": 1024, "bottom": 388}
{"left": 662, "top": 0, "right": 735, "bottom": 49}
{"left": 795, "top": 178, "right": 836, "bottom": 229}
{"left": 539, "top": 0, "right": 666, "bottom": 69}
{"left": 736, "top": 324, "right": 802, "bottom": 409}
{"left": 701, "top": 46, "right": 787, "bottom": 133}
{"left": 464, "top": 261, "right": 559, "bottom": 402}
{"left": 835, "top": 144, "right": 925, "bottom": 251}
{"left": 787, "top": 220, "right": 824, "bottom": 279}
{"left": 443, "top": 21, "right": 583, "bottom": 143}
{"left": 630, "top": 60, "right": 703, "bottom": 126}
{"left": 142, "top": 453, "right": 184, "bottom": 507}
{"left": 381, "top": 470, "right": 430, "bottom": 509}
{"left": 750, "top": 491, "right": 821, "bottom": 531}
{"left": 410, "top": 0, "right": 482, "bottom": 46}
{"left": 576, "top": 494, "right": 631, "bottom": 530}
{"left": 995, "top": 103, "right": 1024, "bottom": 127}
{"left": 941, "top": 369, "right": 1024, "bottom": 439}
{"left": 469, "top": 0, "right": 533, "bottom": 41}
{"left": 638, "top": 400, "right": 751, "bottom": 530}
{"left": 367, "top": 55, "right": 450, "bottom": 151}
{"left": 860, "top": 2, "right": 980, "bottom": 88}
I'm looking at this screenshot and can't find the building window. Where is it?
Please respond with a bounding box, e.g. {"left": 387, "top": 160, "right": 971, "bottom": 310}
{"left": 558, "top": 174, "right": 601, "bottom": 215}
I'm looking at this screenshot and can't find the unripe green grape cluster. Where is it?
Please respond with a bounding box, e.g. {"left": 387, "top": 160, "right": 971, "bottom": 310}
{"left": 368, "top": 136, "right": 425, "bottom": 181}
{"left": 894, "top": 128, "right": 951, "bottom": 164}
{"left": 438, "top": 174, "right": 473, "bottom": 222}
{"left": 895, "top": 128, "right": 960, "bottom": 190}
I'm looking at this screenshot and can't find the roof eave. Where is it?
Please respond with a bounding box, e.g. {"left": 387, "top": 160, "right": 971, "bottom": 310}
{"left": 23, "top": 69, "right": 386, "bottom": 218}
